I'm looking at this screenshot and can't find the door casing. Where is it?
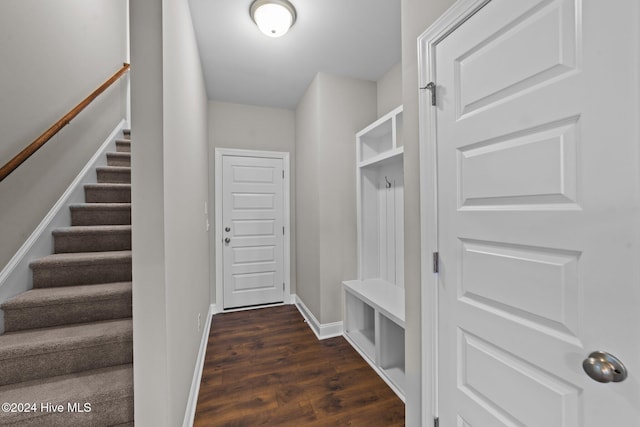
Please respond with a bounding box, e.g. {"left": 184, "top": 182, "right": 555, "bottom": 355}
{"left": 214, "top": 148, "right": 292, "bottom": 312}
{"left": 419, "top": 3, "right": 492, "bottom": 423}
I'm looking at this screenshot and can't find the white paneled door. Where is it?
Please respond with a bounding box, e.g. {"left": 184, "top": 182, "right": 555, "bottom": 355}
{"left": 222, "top": 155, "right": 285, "bottom": 309}
{"left": 426, "top": 0, "right": 640, "bottom": 425}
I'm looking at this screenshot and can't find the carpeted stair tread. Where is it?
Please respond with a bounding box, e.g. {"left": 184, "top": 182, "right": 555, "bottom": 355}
{"left": 31, "top": 250, "right": 132, "bottom": 268}
{"left": 0, "top": 364, "right": 133, "bottom": 426}
{"left": 85, "top": 183, "right": 131, "bottom": 203}
{"left": 53, "top": 225, "right": 131, "bottom": 253}
{"left": 107, "top": 152, "right": 131, "bottom": 167}
{"left": 97, "top": 166, "right": 131, "bottom": 184}
{"left": 0, "top": 318, "right": 132, "bottom": 359}
{"left": 115, "top": 139, "right": 130, "bottom": 153}
{"left": 31, "top": 251, "right": 132, "bottom": 288}
{"left": 2, "top": 282, "right": 132, "bottom": 332}
{"left": 0, "top": 319, "right": 132, "bottom": 386}
{"left": 70, "top": 203, "right": 131, "bottom": 226}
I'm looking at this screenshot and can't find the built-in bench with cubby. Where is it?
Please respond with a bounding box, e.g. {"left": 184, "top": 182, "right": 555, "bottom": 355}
{"left": 343, "top": 106, "right": 405, "bottom": 401}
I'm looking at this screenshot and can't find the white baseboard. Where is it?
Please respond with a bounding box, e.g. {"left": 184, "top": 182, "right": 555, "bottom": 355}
{"left": 182, "top": 303, "right": 215, "bottom": 427}
{"left": 0, "top": 120, "right": 126, "bottom": 334}
{"left": 293, "top": 295, "right": 343, "bottom": 340}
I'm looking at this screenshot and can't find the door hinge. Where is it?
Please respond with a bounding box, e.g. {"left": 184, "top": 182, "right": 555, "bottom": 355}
{"left": 420, "top": 81, "right": 437, "bottom": 106}
{"left": 282, "top": 170, "right": 285, "bottom": 179}
{"left": 433, "top": 252, "right": 439, "bottom": 273}
{"left": 283, "top": 226, "right": 285, "bottom": 235}
{"left": 283, "top": 282, "right": 285, "bottom": 291}
{"left": 434, "top": 417, "right": 439, "bottom": 427}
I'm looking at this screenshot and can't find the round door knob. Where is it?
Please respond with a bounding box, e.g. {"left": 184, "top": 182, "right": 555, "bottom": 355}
{"left": 224, "top": 237, "right": 231, "bottom": 244}
{"left": 582, "top": 351, "right": 627, "bottom": 383}
{"left": 225, "top": 227, "right": 231, "bottom": 232}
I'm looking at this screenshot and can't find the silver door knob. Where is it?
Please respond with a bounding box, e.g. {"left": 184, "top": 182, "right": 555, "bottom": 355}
{"left": 224, "top": 237, "right": 231, "bottom": 244}
{"left": 582, "top": 351, "right": 627, "bottom": 383}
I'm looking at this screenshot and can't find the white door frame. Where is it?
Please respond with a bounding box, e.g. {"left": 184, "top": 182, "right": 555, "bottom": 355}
{"left": 214, "top": 148, "right": 292, "bottom": 312}
{"left": 417, "top": 1, "right": 490, "bottom": 424}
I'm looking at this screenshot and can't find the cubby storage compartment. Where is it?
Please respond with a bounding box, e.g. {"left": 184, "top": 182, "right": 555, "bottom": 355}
{"left": 344, "top": 292, "right": 376, "bottom": 360}
{"left": 359, "top": 117, "right": 393, "bottom": 162}
{"left": 343, "top": 279, "right": 405, "bottom": 400}
{"left": 357, "top": 105, "right": 404, "bottom": 166}
{"left": 379, "top": 315, "right": 405, "bottom": 392}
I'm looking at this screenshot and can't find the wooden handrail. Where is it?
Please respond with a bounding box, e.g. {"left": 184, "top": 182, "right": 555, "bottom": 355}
{"left": 0, "top": 63, "right": 131, "bottom": 182}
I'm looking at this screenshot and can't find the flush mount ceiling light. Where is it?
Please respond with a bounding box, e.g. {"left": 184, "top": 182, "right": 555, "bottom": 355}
{"left": 250, "top": 0, "right": 297, "bottom": 38}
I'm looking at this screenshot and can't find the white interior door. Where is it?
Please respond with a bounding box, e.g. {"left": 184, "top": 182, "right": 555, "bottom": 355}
{"left": 222, "top": 155, "right": 285, "bottom": 309}
{"left": 430, "top": 0, "right": 640, "bottom": 425}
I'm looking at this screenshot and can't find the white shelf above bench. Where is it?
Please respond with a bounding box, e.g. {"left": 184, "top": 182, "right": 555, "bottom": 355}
{"left": 358, "top": 147, "right": 404, "bottom": 169}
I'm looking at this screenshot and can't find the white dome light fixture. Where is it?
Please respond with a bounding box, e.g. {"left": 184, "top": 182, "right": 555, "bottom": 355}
{"left": 250, "top": 0, "right": 297, "bottom": 38}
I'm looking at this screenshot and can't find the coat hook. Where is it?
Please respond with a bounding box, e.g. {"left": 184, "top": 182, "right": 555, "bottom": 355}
{"left": 385, "top": 176, "right": 392, "bottom": 189}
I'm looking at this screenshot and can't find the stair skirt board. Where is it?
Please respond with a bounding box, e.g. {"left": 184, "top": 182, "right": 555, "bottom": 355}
{"left": 293, "top": 295, "right": 344, "bottom": 340}
{"left": 0, "top": 120, "right": 126, "bottom": 334}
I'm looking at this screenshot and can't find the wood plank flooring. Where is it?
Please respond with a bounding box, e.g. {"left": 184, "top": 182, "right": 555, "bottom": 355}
{"left": 194, "top": 305, "right": 405, "bottom": 426}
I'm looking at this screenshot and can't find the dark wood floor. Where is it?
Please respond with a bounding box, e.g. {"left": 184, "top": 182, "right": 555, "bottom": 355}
{"left": 194, "top": 305, "right": 405, "bottom": 426}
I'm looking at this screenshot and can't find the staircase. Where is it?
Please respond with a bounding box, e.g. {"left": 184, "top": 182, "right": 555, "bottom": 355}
{"left": 0, "top": 131, "right": 134, "bottom": 426}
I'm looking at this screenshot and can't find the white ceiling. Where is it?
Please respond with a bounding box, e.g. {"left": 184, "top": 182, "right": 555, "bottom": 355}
{"left": 188, "top": 0, "right": 402, "bottom": 110}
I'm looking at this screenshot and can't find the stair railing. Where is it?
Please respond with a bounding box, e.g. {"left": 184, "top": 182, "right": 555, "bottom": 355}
{"left": 0, "top": 63, "right": 131, "bottom": 183}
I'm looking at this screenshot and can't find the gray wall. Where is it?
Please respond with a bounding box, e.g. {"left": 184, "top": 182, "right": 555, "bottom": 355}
{"left": 377, "top": 62, "right": 403, "bottom": 118}
{"left": 294, "top": 77, "right": 322, "bottom": 318}
{"left": 401, "top": 0, "right": 455, "bottom": 425}
{"left": 130, "top": 0, "right": 210, "bottom": 424}
{"left": 207, "top": 101, "right": 296, "bottom": 303}
{"left": 295, "top": 72, "right": 377, "bottom": 324}
{"left": 0, "top": 0, "right": 127, "bottom": 270}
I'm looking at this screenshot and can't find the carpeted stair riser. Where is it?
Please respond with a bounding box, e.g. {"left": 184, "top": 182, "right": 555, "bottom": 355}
{"left": 2, "top": 282, "right": 132, "bottom": 332}
{"left": 31, "top": 251, "right": 132, "bottom": 288}
{"left": 53, "top": 225, "right": 132, "bottom": 253}
{"left": 115, "top": 139, "right": 131, "bottom": 153}
{"left": 97, "top": 166, "right": 131, "bottom": 184}
{"left": 70, "top": 203, "right": 131, "bottom": 226}
{"left": 107, "top": 152, "right": 131, "bottom": 167}
{"left": 0, "top": 365, "right": 133, "bottom": 426}
{"left": 0, "top": 319, "right": 132, "bottom": 386}
{"left": 85, "top": 183, "right": 131, "bottom": 203}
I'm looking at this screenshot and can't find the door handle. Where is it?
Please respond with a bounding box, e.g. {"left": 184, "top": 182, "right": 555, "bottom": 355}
{"left": 582, "top": 351, "right": 627, "bottom": 383}
{"left": 224, "top": 237, "right": 231, "bottom": 244}
{"left": 225, "top": 227, "right": 231, "bottom": 232}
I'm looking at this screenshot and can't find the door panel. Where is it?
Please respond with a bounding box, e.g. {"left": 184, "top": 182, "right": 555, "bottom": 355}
{"left": 222, "top": 155, "right": 285, "bottom": 309}
{"left": 434, "top": 0, "right": 640, "bottom": 425}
